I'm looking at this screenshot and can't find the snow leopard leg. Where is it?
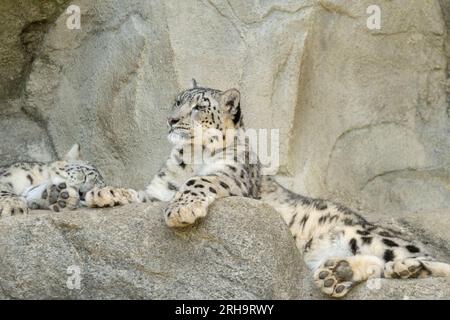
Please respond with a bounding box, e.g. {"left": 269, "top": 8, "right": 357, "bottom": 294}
{"left": 384, "top": 257, "right": 450, "bottom": 279}
{"left": 84, "top": 186, "right": 148, "bottom": 208}
{"left": 164, "top": 174, "right": 243, "bottom": 227}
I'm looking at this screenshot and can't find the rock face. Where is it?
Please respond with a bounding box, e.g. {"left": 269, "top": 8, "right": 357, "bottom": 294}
{"left": 0, "top": 198, "right": 305, "bottom": 299}
{"left": 0, "top": 0, "right": 69, "bottom": 102}
{"left": 0, "top": 0, "right": 69, "bottom": 166}
{"left": 0, "top": 113, "right": 54, "bottom": 165}
{"left": 0, "top": 0, "right": 448, "bottom": 213}
{"left": 288, "top": 0, "right": 450, "bottom": 213}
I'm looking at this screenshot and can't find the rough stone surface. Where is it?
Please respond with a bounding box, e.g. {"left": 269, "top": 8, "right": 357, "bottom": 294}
{"left": 0, "top": 198, "right": 305, "bottom": 299}
{"left": 0, "top": 0, "right": 68, "bottom": 164}
{"left": 347, "top": 278, "right": 450, "bottom": 300}
{"left": 0, "top": 0, "right": 69, "bottom": 103}
{"left": 361, "top": 169, "right": 450, "bottom": 214}
{"left": 287, "top": 0, "right": 450, "bottom": 214}
{"left": 23, "top": 0, "right": 179, "bottom": 188}
{"left": 0, "top": 113, "right": 54, "bottom": 166}
{"left": 0, "top": 0, "right": 450, "bottom": 300}
{"left": 1, "top": 198, "right": 449, "bottom": 300}
{"left": 0, "top": 0, "right": 445, "bottom": 213}
{"left": 293, "top": 271, "right": 450, "bottom": 300}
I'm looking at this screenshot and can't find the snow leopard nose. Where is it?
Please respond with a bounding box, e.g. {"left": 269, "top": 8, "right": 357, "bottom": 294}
{"left": 79, "top": 190, "right": 86, "bottom": 201}
{"left": 168, "top": 117, "right": 180, "bottom": 126}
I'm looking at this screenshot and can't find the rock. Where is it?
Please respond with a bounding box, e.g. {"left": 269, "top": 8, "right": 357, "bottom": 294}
{"left": 326, "top": 124, "right": 426, "bottom": 195}
{"left": 0, "top": 0, "right": 69, "bottom": 103}
{"left": 0, "top": 198, "right": 305, "bottom": 299}
{"left": 311, "top": 274, "right": 450, "bottom": 300}
{"left": 0, "top": 113, "right": 54, "bottom": 166}
{"left": 284, "top": 0, "right": 450, "bottom": 213}
{"left": 0, "top": 0, "right": 68, "bottom": 164}
{"left": 310, "top": 207, "right": 450, "bottom": 300}
{"left": 0, "top": 0, "right": 449, "bottom": 299}
{"left": 395, "top": 209, "right": 450, "bottom": 258}
{"left": 1, "top": 0, "right": 450, "bottom": 209}
{"left": 7, "top": 0, "right": 445, "bottom": 215}
{"left": 348, "top": 278, "right": 450, "bottom": 300}
{"left": 23, "top": 0, "right": 179, "bottom": 188}
{"left": 1, "top": 197, "right": 450, "bottom": 299}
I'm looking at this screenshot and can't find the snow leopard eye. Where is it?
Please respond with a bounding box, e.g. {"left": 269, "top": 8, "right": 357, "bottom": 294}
{"left": 193, "top": 98, "right": 209, "bottom": 111}
{"left": 203, "top": 98, "right": 211, "bottom": 107}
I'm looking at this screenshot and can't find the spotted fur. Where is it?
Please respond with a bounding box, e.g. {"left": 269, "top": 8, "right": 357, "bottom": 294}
{"left": 0, "top": 144, "right": 105, "bottom": 216}
{"left": 261, "top": 178, "right": 450, "bottom": 297}
{"left": 86, "top": 81, "right": 450, "bottom": 298}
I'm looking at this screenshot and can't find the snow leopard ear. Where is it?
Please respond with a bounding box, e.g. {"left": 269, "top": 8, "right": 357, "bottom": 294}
{"left": 221, "top": 89, "right": 242, "bottom": 125}
{"left": 191, "top": 78, "right": 198, "bottom": 88}
{"left": 64, "top": 143, "right": 81, "bottom": 161}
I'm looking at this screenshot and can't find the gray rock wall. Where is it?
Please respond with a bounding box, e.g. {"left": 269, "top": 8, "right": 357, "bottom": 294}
{"left": 0, "top": 0, "right": 70, "bottom": 164}
{"left": 1, "top": 0, "right": 449, "bottom": 213}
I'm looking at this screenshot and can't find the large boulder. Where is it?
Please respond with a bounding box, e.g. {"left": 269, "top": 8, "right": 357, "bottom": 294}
{"left": 1, "top": 197, "right": 450, "bottom": 300}
{"left": 0, "top": 198, "right": 306, "bottom": 299}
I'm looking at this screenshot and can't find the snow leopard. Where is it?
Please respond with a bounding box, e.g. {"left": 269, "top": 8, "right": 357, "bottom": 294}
{"left": 0, "top": 144, "right": 105, "bottom": 215}
{"left": 85, "top": 80, "right": 450, "bottom": 298}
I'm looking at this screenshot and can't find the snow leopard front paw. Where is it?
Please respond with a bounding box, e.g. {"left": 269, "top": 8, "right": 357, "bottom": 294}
{"left": 164, "top": 199, "right": 208, "bottom": 228}
{"left": 0, "top": 195, "right": 29, "bottom": 218}
{"left": 84, "top": 186, "right": 140, "bottom": 208}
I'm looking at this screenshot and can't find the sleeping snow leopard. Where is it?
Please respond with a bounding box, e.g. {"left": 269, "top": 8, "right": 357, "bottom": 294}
{"left": 0, "top": 144, "right": 105, "bottom": 216}
{"left": 84, "top": 80, "right": 450, "bottom": 298}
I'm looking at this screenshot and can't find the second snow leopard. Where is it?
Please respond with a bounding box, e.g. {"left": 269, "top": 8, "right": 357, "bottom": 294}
{"left": 0, "top": 144, "right": 105, "bottom": 215}
{"left": 85, "top": 81, "right": 450, "bottom": 298}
